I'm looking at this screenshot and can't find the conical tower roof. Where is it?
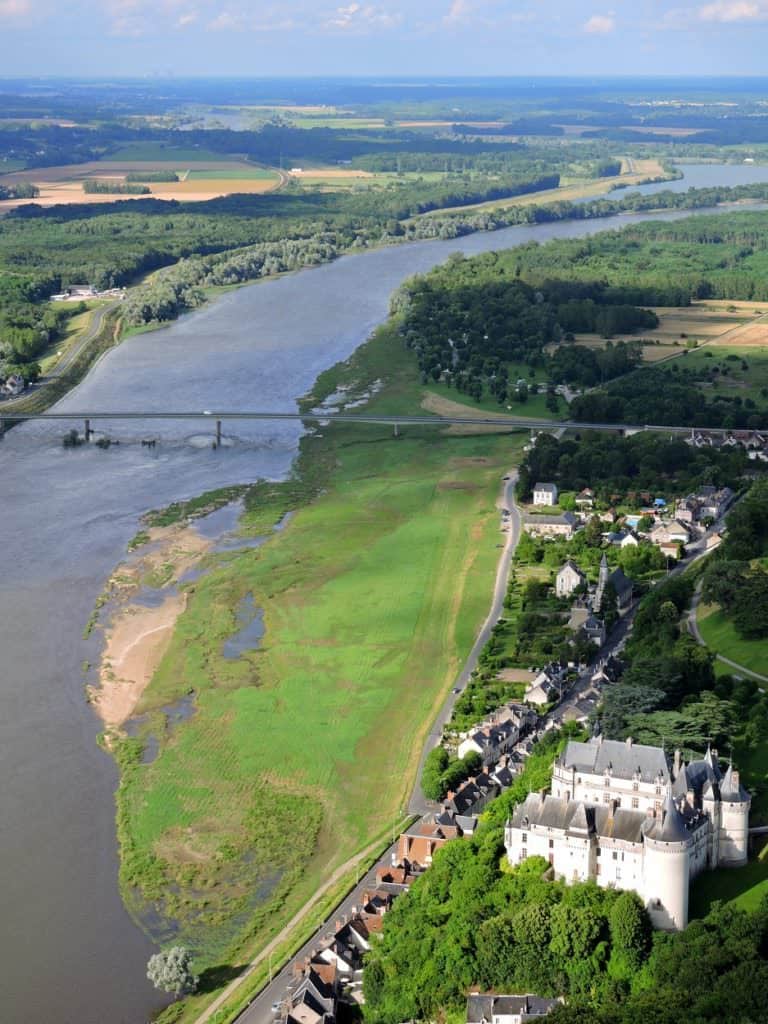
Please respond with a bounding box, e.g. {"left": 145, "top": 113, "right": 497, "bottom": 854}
{"left": 658, "top": 791, "right": 689, "bottom": 843}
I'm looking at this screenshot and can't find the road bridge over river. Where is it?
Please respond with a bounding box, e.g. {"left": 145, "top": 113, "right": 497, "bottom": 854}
{"left": 0, "top": 409, "right": 726, "bottom": 444}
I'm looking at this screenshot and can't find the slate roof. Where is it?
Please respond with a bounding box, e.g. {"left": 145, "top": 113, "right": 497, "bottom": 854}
{"left": 509, "top": 792, "right": 648, "bottom": 845}
{"left": 467, "top": 994, "right": 559, "bottom": 1022}
{"left": 558, "top": 736, "right": 670, "bottom": 784}
{"left": 534, "top": 482, "right": 558, "bottom": 495}
{"left": 523, "top": 512, "right": 577, "bottom": 527}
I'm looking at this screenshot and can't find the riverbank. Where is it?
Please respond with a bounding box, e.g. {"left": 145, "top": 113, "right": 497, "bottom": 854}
{"left": 95, "top": 319, "right": 526, "bottom": 1021}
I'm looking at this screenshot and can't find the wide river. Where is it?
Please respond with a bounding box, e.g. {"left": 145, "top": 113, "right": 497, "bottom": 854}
{"left": 1, "top": 163, "right": 766, "bottom": 1023}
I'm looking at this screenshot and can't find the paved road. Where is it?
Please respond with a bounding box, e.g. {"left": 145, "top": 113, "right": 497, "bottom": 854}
{"left": 0, "top": 299, "right": 119, "bottom": 409}
{"left": 0, "top": 408, "right": 743, "bottom": 440}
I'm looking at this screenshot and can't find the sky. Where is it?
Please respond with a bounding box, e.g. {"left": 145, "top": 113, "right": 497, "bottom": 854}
{"left": 2, "top": 0, "right": 768, "bottom": 77}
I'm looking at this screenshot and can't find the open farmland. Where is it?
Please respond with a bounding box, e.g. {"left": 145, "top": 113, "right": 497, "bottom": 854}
{"left": 571, "top": 301, "right": 768, "bottom": 363}
{"left": 0, "top": 160, "right": 282, "bottom": 208}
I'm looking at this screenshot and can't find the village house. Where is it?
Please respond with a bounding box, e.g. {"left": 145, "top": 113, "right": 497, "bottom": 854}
{"left": 466, "top": 993, "right": 561, "bottom": 1024}
{"left": 525, "top": 663, "right": 567, "bottom": 705}
{"left": 555, "top": 559, "right": 586, "bottom": 598}
{"left": 522, "top": 511, "right": 577, "bottom": 540}
{"left": 505, "top": 737, "right": 750, "bottom": 931}
{"left": 1, "top": 373, "right": 25, "bottom": 396}
{"left": 649, "top": 520, "right": 691, "bottom": 547}
{"left": 532, "top": 482, "right": 558, "bottom": 507}
{"left": 458, "top": 719, "right": 519, "bottom": 764}
{"left": 675, "top": 486, "right": 735, "bottom": 524}
{"left": 574, "top": 487, "right": 594, "bottom": 509}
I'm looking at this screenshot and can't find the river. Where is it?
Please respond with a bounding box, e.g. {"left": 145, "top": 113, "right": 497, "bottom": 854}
{"left": 1, "top": 163, "right": 767, "bottom": 1023}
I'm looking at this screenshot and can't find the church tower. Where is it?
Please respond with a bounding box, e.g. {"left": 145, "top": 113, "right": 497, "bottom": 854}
{"left": 594, "top": 553, "right": 609, "bottom": 611}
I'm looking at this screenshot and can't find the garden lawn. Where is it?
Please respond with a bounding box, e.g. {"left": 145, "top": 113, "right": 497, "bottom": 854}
{"left": 116, "top": 323, "right": 526, "bottom": 971}
{"left": 697, "top": 602, "right": 768, "bottom": 680}
{"left": 689, "top": 856, "right": 768, "bottom": 919}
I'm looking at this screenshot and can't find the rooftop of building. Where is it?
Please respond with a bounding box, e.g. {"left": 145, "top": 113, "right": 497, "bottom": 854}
{"left": 557, "top": 736, "right": 670, "bottom": 785}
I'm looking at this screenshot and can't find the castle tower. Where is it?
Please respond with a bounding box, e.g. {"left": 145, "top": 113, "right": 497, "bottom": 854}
{"left": 718, "top": 764, "right": 751, "bottom": 866}
{"left": 702, "top": 779, "right": 720, "bottom": 867}
{"left": 642, "top": 792, "right": 692, "bottom": 930}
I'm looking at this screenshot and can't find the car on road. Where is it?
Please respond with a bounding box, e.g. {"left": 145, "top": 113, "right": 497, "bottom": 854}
{"left": 452, "top": 687, "right": 461, "bottom": 694}
{"left": 271, "top": 1002, "right": 282, "bottom": 1014}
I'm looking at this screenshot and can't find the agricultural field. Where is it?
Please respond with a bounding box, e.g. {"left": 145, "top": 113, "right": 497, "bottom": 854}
{"left": 571, "top": 301, "right": 768, "bottom": 365}
{"left": 114, "top": 325, "right": 526, "bottom": 969}
{"left": 0, "top": 160, "right": 281, "bottom": 208}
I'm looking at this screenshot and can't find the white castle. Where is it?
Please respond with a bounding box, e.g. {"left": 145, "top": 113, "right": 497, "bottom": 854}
{"left": 504, "top": 736, "right": 750, "bottom": 930}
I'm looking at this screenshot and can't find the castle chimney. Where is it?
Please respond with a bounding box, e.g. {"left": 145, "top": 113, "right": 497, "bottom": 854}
{"left": 686, "top": 789, "right": 695, "bottom": 808}
{"left": 626, "top": 736, "right": 633, "bottom": 748}
{"left": 733, "top": 769, "right": 740, "bottom": 788}
{"left": 674, "top": 749, "right": 682, "bottom": 777}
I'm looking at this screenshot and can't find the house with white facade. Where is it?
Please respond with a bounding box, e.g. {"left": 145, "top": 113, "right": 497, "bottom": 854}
{"left": 466, "top": 993, "right": 560, "bottom": 1024}
{"left": 555, "top": 560, "right": 586, "bottom": 598}
{"left": 532, "top": 482, "right": 558, "bottom": 507}
{"left": 523, "top": 512, "right": 577, "bottom": 540}
{"left": 505, "top": 736, "right": 750, "bottom": 931}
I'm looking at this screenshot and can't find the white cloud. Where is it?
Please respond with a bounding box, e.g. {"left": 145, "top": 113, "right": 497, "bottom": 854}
{"left": 0, "top": 0, "right": 31, "bottom": 15}
{"left": 699, "top": 1, "right": 764, "bottom": 20}
{"left": 444, "top": 0, "right": 471, "bottom": 23}
{"left": 322, "top": 3, "right": 401, "bottom": 32}
{"left": 176, "top": 10, "right": 197, "bottom": 25}
{"left": 583, "top": 12, "right": 615, "bottom": 33}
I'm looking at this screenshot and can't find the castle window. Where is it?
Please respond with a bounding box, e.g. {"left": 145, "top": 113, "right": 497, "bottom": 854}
{"left": 520, "top": 850, "right": 527, "bottom": 861}
{"left": 655, "top": 785, "right": 662, "bottom": 796}
{"left": 522, "top": 832, "right": 527, "bottom": 844}
{"left": 596, "top": 848, "right": 601, "bottom": 857}
{"left": 595, "top": 863, "right": 601, "bottom": 876}
{"left": 549, "top": 839, "right": 554, "bottom": 849}
{"left": 604, "top": 777, "right": 610, "bottom": 787}
{"left": 632, "top": 797, "right": 639, "bottom": 809}
{"left": 577, "top": 777, "right": 582, "bottom": 784}
{"left": 612, "top": 851, "right": 618, "bottom": 861}
{"left": 603, "top": 793, "right": 611, "bottom": 803}
{"left": 632, "top": 781, "right": 639, "bottom": 792}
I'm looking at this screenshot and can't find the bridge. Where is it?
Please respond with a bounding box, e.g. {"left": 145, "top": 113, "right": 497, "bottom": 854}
{"left": 0, "top": 409, "right": 724, "bottom": 444}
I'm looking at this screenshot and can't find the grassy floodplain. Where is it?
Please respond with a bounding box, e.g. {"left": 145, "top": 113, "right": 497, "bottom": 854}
{"left": 113, "top": 321, "right": 525, "bottom": 1010}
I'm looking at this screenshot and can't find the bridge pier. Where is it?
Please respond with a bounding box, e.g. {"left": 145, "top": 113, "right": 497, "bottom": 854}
{"left": 393, "top": 423, "right": 399, "bottom": 438}
{"left": 215, "top": 419, "right": 222, "bottom": 447}
{"left": 84, "top": 418, "right": 92, "bottom": 442}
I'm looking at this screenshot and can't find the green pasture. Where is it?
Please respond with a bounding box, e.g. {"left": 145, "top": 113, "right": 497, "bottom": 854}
{"left": 424, "top": 377, "right": 565, "bottom": 421}
{"left": 185, "top": 167, "right": 279, "bottom": 181}
{"left": 676, "top": 344, "right": 768, "bottom": 409}
{"left": 697, "top": 602, "right": 768, "bottom": 679}
{"left": 116, "top": 322, "right": 526, "bottom": 967}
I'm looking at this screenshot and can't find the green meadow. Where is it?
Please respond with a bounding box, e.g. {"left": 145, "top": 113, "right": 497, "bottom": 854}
{"left": 185, "top": 167, "right": 279, "bottom": 181}
{"left": 114, "top": 322, "right": 524, "bottom": 986}
{"left": 697, "top": 602, "right": 768, "bottom": 679}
